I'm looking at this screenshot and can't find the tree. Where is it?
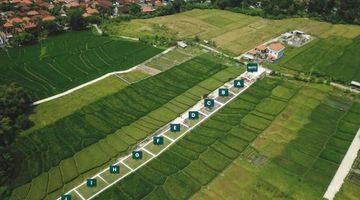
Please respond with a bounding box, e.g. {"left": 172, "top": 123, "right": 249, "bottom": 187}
{"left": 12, "top": 31, "right": 35, "bottom": 45}
{"left": 0, "top": 84, "right": 32, "bottom": 199}
{"left": 67, "top": 8, "right": 86, "bottom": 30}
{"left": 0, "top": 83, "right": 31, "bottom": 119}
{"left": 39, "top": 20, "right": 58, "bottom": 35}
{"left": 0, "top": 118, "right": 13, "bottom": 147}
{"left": 172, "top": 0, "right": 184, "bottom": 13}
{"left": 129, "top": 3, "right": 141, "bottom": 15}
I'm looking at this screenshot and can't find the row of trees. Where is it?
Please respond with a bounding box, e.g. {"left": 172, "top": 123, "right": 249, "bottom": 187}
{"left": 0, "top": 84, "right": 32, "bottom": 199}
{"left": 208, "top": 0, "right": 360, "bottom": 24}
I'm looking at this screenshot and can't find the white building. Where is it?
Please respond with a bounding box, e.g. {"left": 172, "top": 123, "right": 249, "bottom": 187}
{"left": 267, "top": 42, "right": 285, "bottom": 61}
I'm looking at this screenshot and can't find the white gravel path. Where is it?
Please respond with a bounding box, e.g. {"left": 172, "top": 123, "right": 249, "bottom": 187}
{"left": 323, "top": 128, "right": 360, "bottom": 200}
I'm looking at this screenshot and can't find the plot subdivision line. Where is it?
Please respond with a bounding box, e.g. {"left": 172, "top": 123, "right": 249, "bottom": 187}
{"left": 97, "top": 175, "right": 109, "bottom": 185}
{"left": 120, "top": 161, "right": 134, "bottom": 172}
{"left": 58, "top": 67, "right": 267, "bottom": 200}
{"left": 162, "top": 134, "right": 175, "bottom": 142}
{"left": 74, "top": 189, "right": 86, "bottom": 200}
{"left": 142, "top": 147, "right": 156, "bottom": 157}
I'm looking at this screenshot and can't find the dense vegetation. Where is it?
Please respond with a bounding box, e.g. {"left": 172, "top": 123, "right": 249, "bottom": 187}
{"left": 0, "top": 84, "right": 32, "bottom": 199}
{"left": 6, "top": 54, "right": 232, "bottom": 194}
{"left": 0, "top": 31, "right": 162, "bottom": 101}
{"left": 207, "top": 0, "right": 360, "bottom": 25}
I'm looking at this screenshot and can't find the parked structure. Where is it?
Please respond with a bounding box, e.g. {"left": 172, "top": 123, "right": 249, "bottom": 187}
{"left": 267, "top": 42, "right": 285, "bottom": 61}
{"left": 177, "top": 41, "right": 187, "bottom": 48}
{"left": 280, "top": 30, "right": 313, "bottom": 47}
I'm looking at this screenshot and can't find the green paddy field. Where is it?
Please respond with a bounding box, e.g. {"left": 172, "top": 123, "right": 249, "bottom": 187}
{"left": 0, "top": 31, "right": 162, "bottom": 100}
{"left": 6, "top": 8, "right": 360, "bottom": 200}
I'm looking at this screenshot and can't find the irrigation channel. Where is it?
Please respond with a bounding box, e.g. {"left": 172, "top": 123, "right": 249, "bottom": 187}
{"left": 58, "top": 67, "right": 267, "bottom": 200}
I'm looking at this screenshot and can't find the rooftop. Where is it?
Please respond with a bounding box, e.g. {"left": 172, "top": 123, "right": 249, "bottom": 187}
{"left": 268, "top": 42, "right": 285, "bottom": 51}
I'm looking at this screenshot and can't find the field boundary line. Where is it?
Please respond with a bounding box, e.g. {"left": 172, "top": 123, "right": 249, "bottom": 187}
{"left": 33, "top": 46, "right": 176, "bottom": 105}
{"left": 74, "top": 189, "right": 85, "bottom": 200}
{"left": 97, "top": 175, "right": 109, "bottom": 185}
{"left": 323, "top": 128, "right": 360, "bottom": 200}
{"left": 58, "top": 66, "right": 266, "bottom": 200}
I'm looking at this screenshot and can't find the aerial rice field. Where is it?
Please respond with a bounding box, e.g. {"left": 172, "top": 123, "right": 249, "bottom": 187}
{"left": 9, "top": 53, "right": 246, "bottom": 200}
{"left": 0, "top": 31, "right": 163, "bottom": 101}
{"left": 104, "top": 9, "right": 360, "bottom": 82}
{"left": 193, "top": 83, "right": 360, "bottom": 199}
{"left": 91, "top": 78, "right": 360, "bottom": 200}
{"left": 268, "top": 36, "right": 360, "bottom": 82}
{"left": 335, "top": 149, "right": 360, "bottom": 200}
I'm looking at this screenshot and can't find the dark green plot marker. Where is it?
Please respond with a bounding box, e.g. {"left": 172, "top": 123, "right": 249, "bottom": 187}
{"left": 153, "top": 136, "right": 164, "bottom": 145}
{"left": 132, "top": 151, "right": 143, "bottom": 159}
{"left": 61, "top": 195, "right": 71, "bottom": 200}
{"left": 234, "top": 79, "right": 244, "bottom": 88}
{"left": 204, "top": 99, "right": 214, "bottom": 108}
{"left": 189, "top": 111, "right": 199, "bottom": 120}
{"left": 170, "top": 123, "right": 180, "bottom": 132}
{"left": 219, "top": 88, "right": 229, "bottom": 97}
{"left": 247, "top": 63, "right": 258, "bottom": 72}
{"left": 109, "top": 165, "right": 120, "bottom": 174}
{"left": 86, "top": 178, "right": 97, "bottom": 187}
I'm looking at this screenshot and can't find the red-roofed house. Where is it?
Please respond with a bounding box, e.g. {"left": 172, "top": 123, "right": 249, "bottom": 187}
{"left": 42, "top": 15, "right": 55, "bottom": 21}
{"left": 86, "top": 7, "right": 99, "bottom": 14}
{"left": 10, "top": 17, "right": 23, "bottom": 23}
{"left": 247, "top": 49, "right": 257, "bottom": 55}
{"left": 97, "top": 0, "right": 112, "bottom": 8}
{"left": 27, "top": 10, "right": 39, "bottom": 16}
{"left": 3, "top": 22, "right": 13, "bottom": 28}
{"left": 24, "top": 22, "right": 36, "bottom": 29}
{"left": 22, "top": 0, "right": 32, "bottom": 5}
{"left": 154, "top": 0, "right": 162, "bottom": 7}
{"left": 256, "top": 44, "right": 266, "bottom": 53}
{"left": 267, "top": 42, "right": 285, "bottom": 60}
{"left": 141, "top": 5, "right": 154, "bottom": 13}
{"left": 22, "top": 16, "right": 31, "bottom": 21}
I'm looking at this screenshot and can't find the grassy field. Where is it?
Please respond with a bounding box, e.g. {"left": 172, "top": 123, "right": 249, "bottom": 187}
{"left": 91, "top": 78, "right": 359, "bottom": 200}
{"left": 9, "top": 53, "right": 246, "bottom": 200}
{"left": 335, "top": 149, "right": 360, "bottom": 200}
{"left": 26, "top": 46, "right": 196, "bottom": 134}
{"left": 0, "top": 31, "right": 162, "bottom": 101}
{"left": 268, "top": 36, "right": 360, "bottom": 82}
{"left": 193, "top": 83, "right": 360, "bottom": 199}
{"left": 103, "top": 9, "right": 360, "bottom": 55}
{"left": 103, "top": 9, "right": 360, "bottom": 82}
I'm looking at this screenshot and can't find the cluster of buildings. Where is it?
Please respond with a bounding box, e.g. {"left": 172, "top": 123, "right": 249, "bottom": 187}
{"left": 243, "top": 42, "right": 285, "bottom": 62}
{"left": 0, "top": 0, "right": 165, "bottom": 45}
{"left": 279, "top": 30, "right": 312, "bottom": 47}
{"left": 241, "top": 30, "right": 312, "bottom": 63}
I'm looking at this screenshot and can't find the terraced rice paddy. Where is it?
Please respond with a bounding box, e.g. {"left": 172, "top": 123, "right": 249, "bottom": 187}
{"left": 9, "top": 54, "right": 246, "bottom": 200}
{"left": 146, "top": 48, "right": 197, "bottom": 71}
{"left": 91, "top": 78, "right": 360, "bottom": 200}
{"left": 0, "top": 31, "right": 163, "bottom": 100}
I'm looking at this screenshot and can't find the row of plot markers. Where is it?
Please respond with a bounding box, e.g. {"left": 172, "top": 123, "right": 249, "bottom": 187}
{"left": 59, "top": 67, "right": 264, "bottom": 200}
